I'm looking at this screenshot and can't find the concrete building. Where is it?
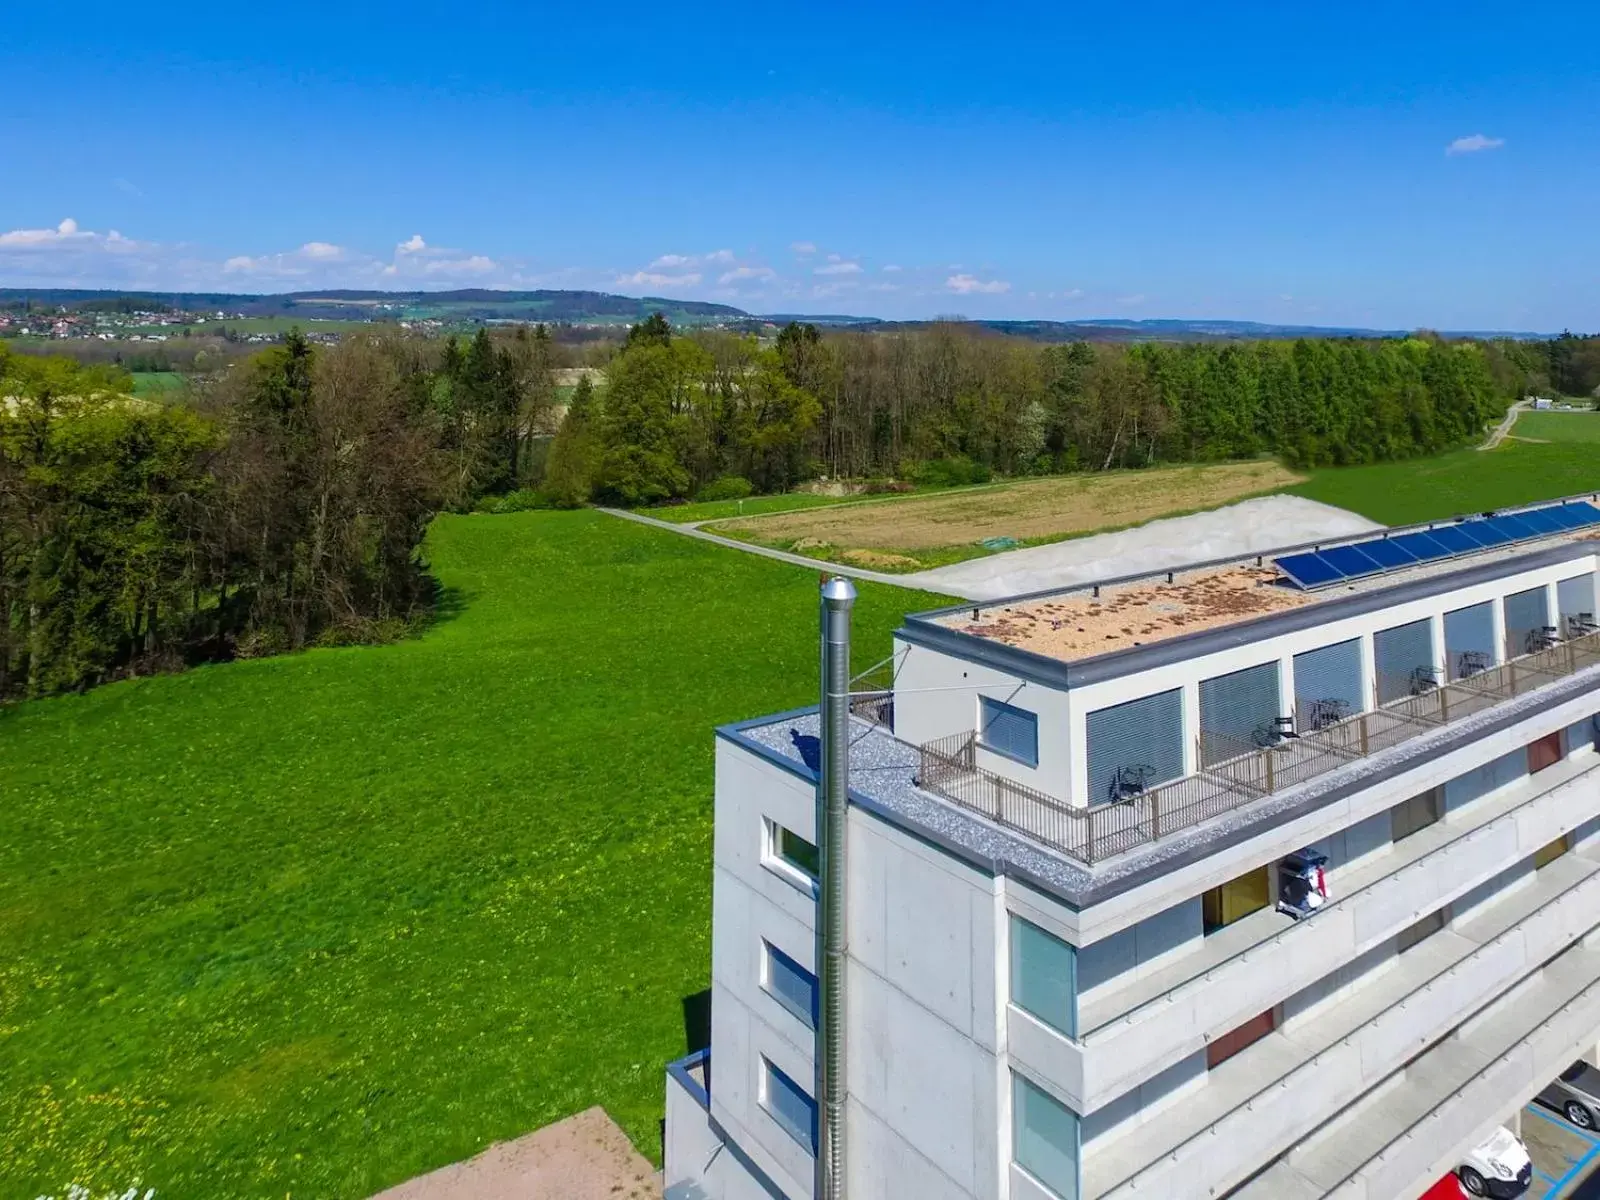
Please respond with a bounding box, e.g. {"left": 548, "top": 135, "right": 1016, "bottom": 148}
{"left": 664, "top": 496, "right": 1600, "bottom": 1200}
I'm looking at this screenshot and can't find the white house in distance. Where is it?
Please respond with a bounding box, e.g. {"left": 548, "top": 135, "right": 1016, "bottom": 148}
{"left": 664, "top": 493, "right": 1600, "bottom": 1200}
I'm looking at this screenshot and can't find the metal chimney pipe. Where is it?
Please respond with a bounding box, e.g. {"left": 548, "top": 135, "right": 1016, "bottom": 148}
{"left": 816, "top": 576, "right": 855, "bottom": 1200}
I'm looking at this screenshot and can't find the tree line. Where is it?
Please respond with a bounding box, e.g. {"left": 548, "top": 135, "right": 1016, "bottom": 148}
{"left": 544, "top": 316, "right": 1521, "bottom": 505}
{"left": 0, "top": 327, "right": 556, "bottom": 699}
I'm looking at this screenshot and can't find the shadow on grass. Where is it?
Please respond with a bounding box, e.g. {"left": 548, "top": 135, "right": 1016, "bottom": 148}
{"left": 426, "top": 583, "right": 475, "bottom": 632}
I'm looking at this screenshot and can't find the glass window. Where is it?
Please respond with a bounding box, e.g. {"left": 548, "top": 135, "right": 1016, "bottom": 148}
{"left": 1010, "top": 916, "right": 1077, "bottom": 1038}
{"left": 765, "top": 820, "right": 819, "bottom": 883}
{"left": 1013, "top": 1072, "right": 1080, "bottom": 1199}
{"left": 762, "top": 1059, "right": 816, "bottom": 1152}
{"left": 1391, "top": 788, "right": 1442, "bottom": 843}
{"left": 764, "top": 942, "right": 817, "bottom": 1028}
{"left": 981, "top": 696, "right": 1039, "bottom": 766}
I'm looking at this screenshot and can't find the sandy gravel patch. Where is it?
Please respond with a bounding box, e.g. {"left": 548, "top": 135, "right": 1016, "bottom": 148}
{"left": 369, "top": 1107, "right": 660, "bottom": 1200}
{"left": 711, "top": 461, "right": 1304, "bottom": 552}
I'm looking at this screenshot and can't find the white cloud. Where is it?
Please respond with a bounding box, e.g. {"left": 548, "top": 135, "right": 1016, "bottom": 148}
{"left": 946, "top": 273, "right": 1010, "bottom": 295}
{"left": 790, "top": 241, "right": 817, "bottom": 255}
{"left": 398, "top": 234, "right": 427, "bottom": 253}
{"left": 815, "top": 260, "right": 863, "bottom": 276}
{"left": 882, "top": 264, "right": 902, "bottom": 273}
{"left": 616, "top": 270, "right": 703, "bottom": 288}
{"left": 1446, "top": 133, "right": 1505, "bottom": 156}
{"left": 0, "top": 217, "right": 94, "bottom": 246}
{"left": 300, "top": 241, "right": 343, "bottom": 260}
{"left": 649, "top": 253, "right": 695, "bottom": 269}
{"left": 705, "top": 248, "right": 736, "bottom": 264}
{"left": 719, "top": 265, "right": 776, "bottom": 284}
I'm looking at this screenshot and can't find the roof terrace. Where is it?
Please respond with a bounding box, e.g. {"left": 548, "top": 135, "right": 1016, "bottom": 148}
{"left": 925, "top": 496, "right": 1600, "bottom": 666}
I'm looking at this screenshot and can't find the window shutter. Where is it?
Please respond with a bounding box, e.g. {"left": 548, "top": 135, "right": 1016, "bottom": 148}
{"left": 1373, "top": 618, "right": 1436, "bottom": 703}
{"left": 1444, "top": 602, "right": 1497, "bottom": 679}
{"left": 1292, "top": 639, "right": 1363, "bottom": 725}
{"left": 1503, "top": 587, "right": 1550, "bottom": 658}
{"left": 1198, "top": 661, "right": 1281, "bottom": 766}
{"left": 1085, "top": 688, "right": 1184, "bottom": 805}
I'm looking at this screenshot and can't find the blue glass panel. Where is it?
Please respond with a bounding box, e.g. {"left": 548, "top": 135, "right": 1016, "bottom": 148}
{"left": 765, "top": 943, "right": 817, "bottom": 1028}
{"left": 1517, "top": 508, "right": 1565, "bottom": 535}
{"left": 1388, "top": 531, "right": 1449, "bottom": 562}
{"left": 1488, "top": 514, "right": 1537, "bottom": 540}
{"left": 764, "top": 1061, "right": 817, "bottom": 1151}
{"left": 1320, "top": 544, "right": 1384, "bottom": 578}
{"left": 1426, "top": 525, "right": 1482, "bottom": 555}
{"left": 1275, "top": 552, "right": 1344, "bottom": 588}
{"left": 1460, "top": 519, "right": 1512, "bottom": 547}
{"left": 1014, "top": 1074, "right": 1081, "bottom": 1199}
{"left": 1354, "top": 538, "right": 1417, "bottom": 568}
{"left": 1011, "top": 917, "right": 1077, "bottom": 1037}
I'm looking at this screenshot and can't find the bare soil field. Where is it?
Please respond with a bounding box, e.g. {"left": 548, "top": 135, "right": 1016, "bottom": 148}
{"left": 709, "top": 461, "right": 1305, "bottom": 565}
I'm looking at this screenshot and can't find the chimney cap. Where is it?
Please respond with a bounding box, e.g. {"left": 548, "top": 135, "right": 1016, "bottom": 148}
{"left": 821, "top": 576, "right": 858, "bottom": 606}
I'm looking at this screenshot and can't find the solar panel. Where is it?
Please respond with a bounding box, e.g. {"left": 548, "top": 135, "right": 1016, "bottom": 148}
{"left": 1275, "top": 551, "right": 1344, "bottom": 589}
{"left": 1425, "top": 524, "right": 1481, "bottom": 555}
{"left": 1486, "top": 514, "right": 1537, "bottom": 541}
{"left": 1516, "top": 508, "right": 1565, "bottom": 535}
{"left": 1388, "top": 530, "right": 1450, "bottom": 562}
{"left": 1460, "top": 520, "right": 1511, "bottom": 547}
{"left": 1561, "top": 502, "right": 1600, "bottom": 528}
{"left": 1320, "top": 544, "right": 1384, "bottom": 578}
{"left": 1544, "top": 505, "right": 1589, "bottom": 530}
{"left": 1355, "top": 538, "right": 1418, "bottom": 569}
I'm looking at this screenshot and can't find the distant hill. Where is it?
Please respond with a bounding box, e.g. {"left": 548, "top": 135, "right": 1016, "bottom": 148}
{"left": 0, "top": 287, "right": 1550, "bottom": 342}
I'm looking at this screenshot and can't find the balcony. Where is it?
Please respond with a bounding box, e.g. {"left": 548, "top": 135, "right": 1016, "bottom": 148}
{"left": 916, "top": 629, "right": 1600, "bottom": 867}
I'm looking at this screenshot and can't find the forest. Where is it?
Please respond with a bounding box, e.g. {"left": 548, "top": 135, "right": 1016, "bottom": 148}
{"left": 0, "top": 316, "right": 1589, "bottom": 699}
{"left": 544, "top": 316, "right": 1540, "bottom": 506}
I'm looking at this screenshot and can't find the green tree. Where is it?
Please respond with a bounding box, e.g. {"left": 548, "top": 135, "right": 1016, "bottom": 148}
{"left": 543, "top": 376, "right": 600, "bottom": 507}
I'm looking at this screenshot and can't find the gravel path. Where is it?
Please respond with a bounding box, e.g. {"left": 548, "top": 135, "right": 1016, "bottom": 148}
{"left": 369, "top": 1107, "right": 660, "bottom": 1200}
{"left": 1481, "top": 400, "right": 1529, "bottom": 450}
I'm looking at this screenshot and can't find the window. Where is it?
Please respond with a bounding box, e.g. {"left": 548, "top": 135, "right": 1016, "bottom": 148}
{"left": 1391, "top": 788, "right": 1443, "bottom": 843}
{"left": 1445, "top": 602, "right": 1498, "bottom": 680}
{"left": 1199, "top": 661, "right": 1282, "bottom": 766}
{"left": 1207, "top": 1009, "right": 1275, "bottom": 1070}
{"left": 1529, "top": 731, "right": 1564, "bottom": 774}
{"left": 1374, "top": 619, "right": 1437, "bottom": 704}
{"left": 1535, "top": 834, "right": 1571, "bottom": 869}
{"left": 1013, "top": 1072, "right": 1080, "bottom": 1199}
{"left": 762, "top": 1059, "right": 816, "bottom": 1152}
{"left": 764, "top": 819, "right": 819, "bottom": 885}
{"left": 1202, "top": 866, "right": 1272, "bottom": 934}
{"left": 1505, "top": 587, "right": 1552, "bottom": 658}
{"left": 1010, "top": 916, "right": 1077, "bottom": 1038}
{"left": 980, "top": 696, "right": 1039, "bottom": 767}
{"left": 1397, "top": 908, "right": 1446, "bottom": 953}
{"left": 1085, "top": 688, "right": 1185, "bottom": 805}
{"left": 763, "top": 942, "right": 817, "bottom": 1028}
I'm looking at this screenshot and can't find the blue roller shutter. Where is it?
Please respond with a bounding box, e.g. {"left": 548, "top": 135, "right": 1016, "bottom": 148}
{"left": 1199, "top": 661, "right": 1281, "bottom": 766}
{"left": 1373, "top": 618, "right": 1436, "bottom": 703}
{"left": 1558, "top": 574, "right": 1596, "bottom": 636}
{"left": 1504, "top": 587, "right": 1550, "bottom": 658}
{"left": 1293, "top": 639, "right": 1363, "bottom": 728}
{"left": 1085, "top": 689, "right": 1184, "bottom": 806}
{"left": 980, "top": 697, "right": 1039, "bottom": 766}
{"left": 1445, "top": 602, "right": 1497, "bottom": 679}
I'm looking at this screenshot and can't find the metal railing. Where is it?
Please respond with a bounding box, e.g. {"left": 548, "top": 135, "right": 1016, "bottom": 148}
{"left": 915, "top": 629, "right": 1600, "bottom": 867}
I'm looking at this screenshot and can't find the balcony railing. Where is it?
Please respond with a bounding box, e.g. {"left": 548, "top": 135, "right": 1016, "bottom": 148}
{"left": 915, "top": 629, "right": 1600, "bottom": 867}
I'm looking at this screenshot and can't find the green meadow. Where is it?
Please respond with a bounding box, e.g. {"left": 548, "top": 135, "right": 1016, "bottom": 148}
{"left": 0, "top": 510, "right": 948, "bottom": 1199}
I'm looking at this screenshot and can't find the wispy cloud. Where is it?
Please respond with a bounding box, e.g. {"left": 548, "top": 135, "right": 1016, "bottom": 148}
{"left": 719, "top": 265, "right": 776, "bottom": 284}
{"left": 1446, "top": 133, "right": 1505, "bottom": 156}
{"left": 789, "top": 241, "right": 817, "bottom": 255}
{"left": 616, "top": 270, "right": 703, "bottom": 288}
{"left": 113, "top": 177, "right": 144, "bottom": 198}
{"left": 815, "top": 259, "right": 863, "bottom": 276}
{"left": 946, "top": 273, "right": 1010, "bottom": 295}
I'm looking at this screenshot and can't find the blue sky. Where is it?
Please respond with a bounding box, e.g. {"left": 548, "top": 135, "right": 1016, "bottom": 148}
{"left": 3, "top": 1, "right": 1597, "bottom": 329}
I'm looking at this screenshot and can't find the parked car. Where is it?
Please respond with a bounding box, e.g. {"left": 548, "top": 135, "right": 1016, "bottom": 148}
{"left": 1538, "top": 1059, "right": 1600, "bottom": 1130}
{"left": 1457, "top": 1125, "right": 1532, "bottom": 1197}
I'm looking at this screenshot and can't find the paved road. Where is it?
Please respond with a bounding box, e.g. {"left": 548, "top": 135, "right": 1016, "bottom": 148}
{"left": 599, "top": 507, "right": 925, "bottom": 591}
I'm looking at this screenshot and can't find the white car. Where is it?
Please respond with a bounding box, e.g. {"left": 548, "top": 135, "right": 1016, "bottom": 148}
{"left": 1457, "top": 1125, "right": 1532, "bottom": 1197}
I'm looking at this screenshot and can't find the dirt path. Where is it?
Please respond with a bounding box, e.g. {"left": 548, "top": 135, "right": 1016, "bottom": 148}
{"left": 369, "top": 1107, "right": 660, "bottom": 1200}
{"left": 1481, "top": 401, "right": 1529, "bottom": 450}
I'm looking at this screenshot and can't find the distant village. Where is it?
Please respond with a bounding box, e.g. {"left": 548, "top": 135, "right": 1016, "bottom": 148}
{"left": 0, "top": 306, "right": 384, "bottom": 344}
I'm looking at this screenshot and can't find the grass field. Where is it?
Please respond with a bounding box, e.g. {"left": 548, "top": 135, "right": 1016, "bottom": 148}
{"left": 645, "top": 491, "right": 863, "bottom": 524}
{"left": 707, "top": 461, "right": 1305, "bottom": 570}
{"left": 130, "top": 371, "right": 186, "bottom": 397}
{"left": 0, "top": 511, "right": 949, "bottom": 1199}
{"left": 1292, "top": 440, "right": 1600, "bottom": 526}
{"left": 1514, "top": 410, "right": 1600, "bottom": 443}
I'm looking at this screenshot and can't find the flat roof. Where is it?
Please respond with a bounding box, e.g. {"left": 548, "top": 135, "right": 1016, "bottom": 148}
{"left": 919, "top": 499, "right": 1600, "bottom": 667}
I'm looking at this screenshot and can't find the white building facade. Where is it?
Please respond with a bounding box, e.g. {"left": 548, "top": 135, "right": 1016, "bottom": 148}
{"left": 665, "top": 500, "right": 1600, "bottom": 1200}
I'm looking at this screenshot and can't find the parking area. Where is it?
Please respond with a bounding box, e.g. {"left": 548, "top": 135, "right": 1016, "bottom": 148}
{"left": 1524, "top": 1101, "right": 1600, "bottom": 1199}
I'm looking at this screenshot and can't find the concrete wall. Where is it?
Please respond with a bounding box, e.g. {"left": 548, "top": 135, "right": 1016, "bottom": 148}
{"left": 846, "top": 808, "right": 1003, "bottom": 1200}
{"left": 666, "top": 1064, "right": 788, "bottom": 1200}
